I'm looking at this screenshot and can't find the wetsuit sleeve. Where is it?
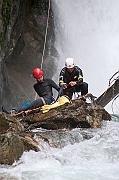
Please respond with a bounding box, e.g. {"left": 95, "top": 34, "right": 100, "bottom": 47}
{"left": 75, "top": 66, "right": 83, "bottom": 86}
{"left": 34, "top": 83, "right": 41, "bottom": 96}
{"left": 59, "top": 68, "right": 65, "bottom": 85}
{"left": 49, "top": 79, "right": 60, "bottom": 91}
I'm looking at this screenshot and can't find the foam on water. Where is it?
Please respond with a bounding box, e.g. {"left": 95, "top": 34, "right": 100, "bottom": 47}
{"left": 0, "top": 120, "right": 119, "bottom": 180}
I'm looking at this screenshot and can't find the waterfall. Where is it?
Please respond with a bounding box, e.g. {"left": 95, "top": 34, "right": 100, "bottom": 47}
{"left": 0, "top": 1, "right": 119, "bottom": 179}
{"left": 52, "top": 0, "right": 119, "bottom": 113}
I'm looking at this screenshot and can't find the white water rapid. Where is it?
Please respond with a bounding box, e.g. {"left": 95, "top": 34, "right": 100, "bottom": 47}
{"left": 0, "top": 120, "right": 119, "bottom": 180}
{"left": 0, "top": 1, "right": 119, "bottom": 180}
{"left": 52, "top": 0, "right": 119, "bottom": 114}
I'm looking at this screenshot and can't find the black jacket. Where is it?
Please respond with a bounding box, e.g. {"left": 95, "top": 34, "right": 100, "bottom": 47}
{"left": 34, "top": 79, "right": 60, "bottom": 100}
{"left": 59, "top": 66, "right": 83, "bottom": 86}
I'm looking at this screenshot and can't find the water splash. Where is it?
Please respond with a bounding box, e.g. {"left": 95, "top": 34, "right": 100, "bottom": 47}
{"left": 0, "top": 121, "right": 119, "bottom": 180}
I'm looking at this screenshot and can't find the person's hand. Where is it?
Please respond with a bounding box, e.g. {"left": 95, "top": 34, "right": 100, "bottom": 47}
{"left": 60, "top": 83, "right": 68, "bottom": 89}
{"left": 69, "top": 81, "right": 76, "bottom": 86}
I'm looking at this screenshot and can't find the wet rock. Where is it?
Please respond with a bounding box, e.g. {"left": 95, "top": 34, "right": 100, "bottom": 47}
{"left": 0, "top": 100, "right": 111, "bottom": 165}
{"left": 0, "top": 113, "right": 38, "bottom": 165}
{"left": 0, "top": 131, "right": 39, "bottom": 165}
{"left": 0, "top": 112, "right": 24, "bottom": 133}
{"left": 0, "top": 132, "right": 24, "bottom": 165}
{"left": 23, "top": 101, "right": 111, "bottom": 130}
{"left": 0, "top": 0, "right": 55, "bottom": 110}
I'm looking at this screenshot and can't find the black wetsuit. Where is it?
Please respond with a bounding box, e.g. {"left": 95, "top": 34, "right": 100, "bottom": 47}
{"left": 34, "top": 79, "right": 60, "bottom": 102}
{"left": 59, "top": 66, "right": 88, "bottom": 99}
{"left": 17, "top": 79, "right": 60, "bottom": 112}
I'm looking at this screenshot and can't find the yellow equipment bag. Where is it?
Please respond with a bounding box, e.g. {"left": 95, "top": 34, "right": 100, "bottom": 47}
{"left": 41, "top": 95, "right": 71, "bottom": 113}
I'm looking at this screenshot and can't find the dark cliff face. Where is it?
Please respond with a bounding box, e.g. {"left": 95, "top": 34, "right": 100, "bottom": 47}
{"left": 0, "top": 0, "right": 57, "bottom": 110}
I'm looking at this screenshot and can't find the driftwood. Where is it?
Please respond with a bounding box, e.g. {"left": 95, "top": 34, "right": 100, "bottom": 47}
{"left": 95, "top": 78, "right": 119, "bottom": 107}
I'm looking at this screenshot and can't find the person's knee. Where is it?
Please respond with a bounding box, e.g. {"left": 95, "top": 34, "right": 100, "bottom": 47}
{"left": 82, "top": 82, "right": 88, "bottom": 95}
{"left": 63, "top": 90, "right": 72, "bottom": 99}
{"left": 33, "top": 98, "right": 44, "bottom": 108}
{"left": 85, "top": 82, "right": 88, "bottom": 90}
{"left": 83, "top": 82, "right": 88, "bottom": 87}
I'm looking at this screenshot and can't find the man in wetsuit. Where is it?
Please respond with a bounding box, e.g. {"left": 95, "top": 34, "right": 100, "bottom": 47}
{"left": 2, "top": 68, "right": 60, "bottom": 114}
{"left": 59, "top": 58, "right": 88, "bottom": 99}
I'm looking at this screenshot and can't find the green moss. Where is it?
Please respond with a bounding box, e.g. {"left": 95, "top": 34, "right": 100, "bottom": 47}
{"left": 0, "top": 0, "right": 12, "bottom": 46}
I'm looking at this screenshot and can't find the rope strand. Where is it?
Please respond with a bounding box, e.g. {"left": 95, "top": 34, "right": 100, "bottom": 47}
{"left": 35, "top": 0, "right": 51, "bottom": 100}
{"left": 40, "top": 0, "right": 51, "bottom": 69}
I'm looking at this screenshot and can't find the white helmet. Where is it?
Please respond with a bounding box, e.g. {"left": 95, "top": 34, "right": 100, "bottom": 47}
{"left": 65, "top": 58, "right": 75, "bottom": 68}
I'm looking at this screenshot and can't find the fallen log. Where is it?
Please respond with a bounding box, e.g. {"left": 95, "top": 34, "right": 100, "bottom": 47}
{"left": 95, "top": 79, "right": 119, "bottom": 107}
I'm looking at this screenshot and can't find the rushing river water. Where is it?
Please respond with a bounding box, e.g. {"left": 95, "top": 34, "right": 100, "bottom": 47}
{"left": 0, "top": 116, "right": 119, "bottom": 180}
{"left": 0, "top": 0, "right": 119, "bottom": 179}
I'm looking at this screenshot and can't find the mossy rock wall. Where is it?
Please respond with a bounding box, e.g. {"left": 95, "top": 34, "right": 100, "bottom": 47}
{"left": 0, "top": 0, "right": 57, "bottom": 110}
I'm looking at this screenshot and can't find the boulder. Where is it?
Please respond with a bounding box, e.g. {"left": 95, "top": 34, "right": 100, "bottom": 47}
{"left": 0, "top": 100, "right": 111, "bottom": 165}
{"left": 0, "top": 113, "right": 39, "bottom": 165}
{"left": 0, "top": 131, "right": 39, "bottom": 165}
{"left": 0, "top": 112, "right": 24, "bottom": 133}
{"left": 22, "top": 101, "right": 111, "bottom": 130}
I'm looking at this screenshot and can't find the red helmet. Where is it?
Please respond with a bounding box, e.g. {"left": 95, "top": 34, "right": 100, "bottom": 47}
{"left": 33, "top": 68, "right": 44, "bottom": 79}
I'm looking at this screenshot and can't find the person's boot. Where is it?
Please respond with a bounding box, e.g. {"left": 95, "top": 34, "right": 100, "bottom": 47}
{"left": 2, "top": 106, "right": 11, "bottom": 114}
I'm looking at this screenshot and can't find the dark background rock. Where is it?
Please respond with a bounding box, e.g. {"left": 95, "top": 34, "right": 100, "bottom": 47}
{"left": 0, "top": 0, "right": 57, "bottom": 110}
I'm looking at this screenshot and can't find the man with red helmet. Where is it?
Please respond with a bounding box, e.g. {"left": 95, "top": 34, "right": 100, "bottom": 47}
{"left": 2, "top": 68, "right": 60, "bottom": 114}
{"left": 32, "top": 67, "right": 60, "bottom": 104}
{"left": 32, "top": 68, "right": 44, "bottom": 79}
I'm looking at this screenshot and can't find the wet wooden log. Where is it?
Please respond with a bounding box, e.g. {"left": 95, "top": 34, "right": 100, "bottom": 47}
{"left": 95, "top": 79, "right": 119, "bottom": 107}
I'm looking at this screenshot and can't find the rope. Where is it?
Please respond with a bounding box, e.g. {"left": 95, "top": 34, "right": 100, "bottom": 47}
{"left": 35, "top": 0, "right": 51, "bottom": 100}
{"left": 111, "top": 94, "right": 119, "bottom": 114}
{"left": 109, "top": 70, "right": 119, "bottom": 86}
{"left": 55, "top": 85, "right": 64, "bottom": 102}
{"left": 40, "top": 0, "right": 51, "bottom": 69}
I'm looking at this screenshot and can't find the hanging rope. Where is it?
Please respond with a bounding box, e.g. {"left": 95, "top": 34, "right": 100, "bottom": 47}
{"left": 111, "top": 94, "right": 119, "bottom": 114}
{"left": 35, "top": 0, "right": 51, "bottom": 100}
{"left": 40, "top": 0, "right": 51, "bottom": 69}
